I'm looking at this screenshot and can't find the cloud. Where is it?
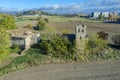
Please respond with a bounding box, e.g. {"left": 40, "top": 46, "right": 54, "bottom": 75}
{"left": 40, "top": 3, "right": 83, "bottom": 14}
{"left": 0, "top": 0, "right": 120, "bottom": 14}
{"left": 40, "top": 0, "right": 120, "bottom": 14}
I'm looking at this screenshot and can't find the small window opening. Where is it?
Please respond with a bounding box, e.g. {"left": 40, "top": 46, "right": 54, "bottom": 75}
{"left": 78, "top": 29, "right": 80, "bottom": 32}
{"left": 82, "top": 29, "right": 84, "bottom": 32}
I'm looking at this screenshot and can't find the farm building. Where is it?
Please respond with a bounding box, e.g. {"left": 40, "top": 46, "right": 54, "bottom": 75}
{"left": 7, "top": 28, "right": 40, "bottom": 50}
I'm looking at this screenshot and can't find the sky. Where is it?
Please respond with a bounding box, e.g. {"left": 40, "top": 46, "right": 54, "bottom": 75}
{"left": 0, "top": 0, "right": 87, "bottom": 8}
{"left": 0, "top": 0, "right": 120, "bottom": 13}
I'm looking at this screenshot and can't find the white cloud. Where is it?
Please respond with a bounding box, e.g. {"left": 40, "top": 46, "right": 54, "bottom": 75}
{"left": 40, "top": 0, "right": 120, "bottom": 13}
{"left": 0, "top": 0, "right": 120, "bottom": 14}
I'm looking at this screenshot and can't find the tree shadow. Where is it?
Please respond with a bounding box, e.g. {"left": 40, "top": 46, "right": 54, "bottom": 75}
{"left": 108, "top": 44, "right": 120, "bottom": 50}
{"left": 62, "top": 34, "right": 75, "bottom": 43}
{"left": 104, "top": 21, "right": 120, "bottom": 24}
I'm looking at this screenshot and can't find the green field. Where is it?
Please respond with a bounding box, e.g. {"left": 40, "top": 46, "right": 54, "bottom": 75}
{"left": 15, "top": 15, "right": 101, "bottom": 27}
{"left": 41, "top": 15, "right": 102, "bottom": 23}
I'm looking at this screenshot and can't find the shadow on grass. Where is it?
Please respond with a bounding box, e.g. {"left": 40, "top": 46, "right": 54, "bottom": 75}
{"left": 104, "top": 21, "right": 120, "bottom": 24}
{"left": 108, "top": 44, "right": 120, "bottom": 50}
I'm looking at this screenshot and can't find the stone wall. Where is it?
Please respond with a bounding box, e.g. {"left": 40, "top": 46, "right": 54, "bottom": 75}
{"left": 11, "top": 33, "right": 40, "bottom": 50}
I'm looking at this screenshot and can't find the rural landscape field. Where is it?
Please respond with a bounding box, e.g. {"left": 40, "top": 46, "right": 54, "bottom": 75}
{"left": 16, "top": 15, "right": 120, "bottom": 41}
{"left": 0, "top": 0, "right": 120, "bottom": 80}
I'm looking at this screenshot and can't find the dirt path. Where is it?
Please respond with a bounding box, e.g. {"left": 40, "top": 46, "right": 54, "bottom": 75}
{"left": 0, "top": 60, "right": 120, "bottom": 80}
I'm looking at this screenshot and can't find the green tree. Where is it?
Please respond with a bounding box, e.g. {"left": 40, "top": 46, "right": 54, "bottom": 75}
{"left": 39, "top": 34, "right": 75, "bottom": 58}
{"left": 0, "top": 32, "right": 10, "bottom": 63}
{"left": 16, "top": 13, "right": 23, "bottom": 17}
{"left": 0, "top": 14, "right": 16, "bottom": 63}
{"left": 36, "top": 18, "right": 47, "bottom": 30}
{"left": 98, "top": 14, "right": 104, "bottom": 20}
{"left": 0, "top": 14, "right": 16, "bottom": 30}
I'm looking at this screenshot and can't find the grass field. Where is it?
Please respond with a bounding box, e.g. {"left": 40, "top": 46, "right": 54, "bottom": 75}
{"left": 42, "top": 15, "right": 102, "bottom": 22}
{"left": 15, "top": 15, "right": 120, "bottom": 38}
{"left": 16, "top": 20, "right": 37, "bottom": 28}
{"left": 15, "top": 15, "right": 101, "bottom": 27}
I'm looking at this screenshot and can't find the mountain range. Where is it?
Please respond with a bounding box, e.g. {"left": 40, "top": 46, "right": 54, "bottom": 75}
{"left": 0, "top": 6, "right": 120, "bottom": 14}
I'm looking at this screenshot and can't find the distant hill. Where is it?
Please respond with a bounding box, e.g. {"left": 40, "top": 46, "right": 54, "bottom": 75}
{"left": 0, "top": 7, "right": 58, "bottom": 16}
{"left": 22, "top": 10, "right": 49, "bottom": 15}
{"left": 0, "top": 7, "right": 49, "bottom": 15}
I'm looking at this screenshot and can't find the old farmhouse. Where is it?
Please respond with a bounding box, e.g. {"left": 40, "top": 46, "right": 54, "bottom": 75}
{"left": 7, "top": 28, "right": 40, "bottom": 50}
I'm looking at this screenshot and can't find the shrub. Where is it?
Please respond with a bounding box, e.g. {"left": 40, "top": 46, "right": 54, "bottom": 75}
{"left": 87, "top": 49, "right": 120, "bottom": 61}
{"left": 0, "top": 32, "right": 10, "bottom": 63}
{"left": 97, "top": 31, "right": 108, "bottom": 40}
{"left": 24, "top": 24, "right": 33, "bottom": 29}
{"left": 0, "top": 14, "right": 16, "bottom": 31}
{"left": 85, "top": 34, "right": 108, "bottom": 55}
{"left": 112, "top": 34, "right": 120, "bottom": 46}
{"left": 37, "top": 17, "right": 42, "bottom": 20}
{"left": 10, "top": 44, "right": 21, "bottom": 53}
{"left": 38, "top": 34, "right": 76, "bottom": 59}
{"left": 44, "top": 18, "right": 49, "bottom": 23}
{"left": 36, "top": 18, "right": 47, "bottom": 30}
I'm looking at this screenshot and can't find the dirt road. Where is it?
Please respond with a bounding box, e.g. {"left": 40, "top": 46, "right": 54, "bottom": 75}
{"left": 0, "top": 60, "right": 120, "bottom": 80}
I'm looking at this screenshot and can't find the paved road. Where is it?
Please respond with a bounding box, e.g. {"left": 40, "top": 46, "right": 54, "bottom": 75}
{"left": 0, "top": 60, "right": 120, "bottom": 80}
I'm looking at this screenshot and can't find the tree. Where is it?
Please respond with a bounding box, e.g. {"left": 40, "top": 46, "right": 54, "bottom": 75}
{"left": 0, "top": 14, "right": 16, "bottom": 30}
{"left": 97, "top": 31, "right": 108, "bottom": 40}
{"left": 16, "top": 13, "right": 23, "bottom": 17}
{"left": 0, "top": 32, "right": 10, "bottom": 63}
{"left": 36, "top": 18, "right": 47, "bottom": 30}
{"left": 0, "top": 14, "right": 16, "bottom": 63}
{"left": 98, "top": 14, "right": 105, "bottom": 20}
{"left": 39, "top": 34, "right": 76, "bottom": 58}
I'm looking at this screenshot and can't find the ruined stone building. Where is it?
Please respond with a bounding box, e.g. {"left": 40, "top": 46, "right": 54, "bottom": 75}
{"left": 7, "top": 28, "right": 40, "bottom": 50}
{"left": 75, "top": 25, "right": 87, "bottom": 53}
{"left": 63, "top": 24, "right": 87, "bottom": 53}
{"left": 7, "top": 25, "right": 86, "bottom": 54}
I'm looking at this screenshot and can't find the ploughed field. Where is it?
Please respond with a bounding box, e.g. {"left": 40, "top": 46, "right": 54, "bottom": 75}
{"left": 49, "top": 21, "right": 120, "bottom": 42}
{"left": 49, "top": 21, "right": 120, "bottom": 34}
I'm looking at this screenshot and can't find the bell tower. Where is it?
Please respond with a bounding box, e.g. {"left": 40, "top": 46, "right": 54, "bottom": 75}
{"left": 75, "top": 25, "right": 86, "bottom": 53}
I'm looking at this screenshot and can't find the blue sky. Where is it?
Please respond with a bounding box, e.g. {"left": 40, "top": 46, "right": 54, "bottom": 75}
{"left": 0, "top": 0, "right": 120, "bottom": 13}
{"left": 0, "top": 0, "right": 87, "bottom": 9}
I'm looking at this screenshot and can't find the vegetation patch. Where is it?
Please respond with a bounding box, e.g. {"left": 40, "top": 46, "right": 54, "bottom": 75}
{"left": 1, "top": 32, "right": 120, "bottom": 76}
{"left": 0, "top": 15, "right": 120, "bottom": 77}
